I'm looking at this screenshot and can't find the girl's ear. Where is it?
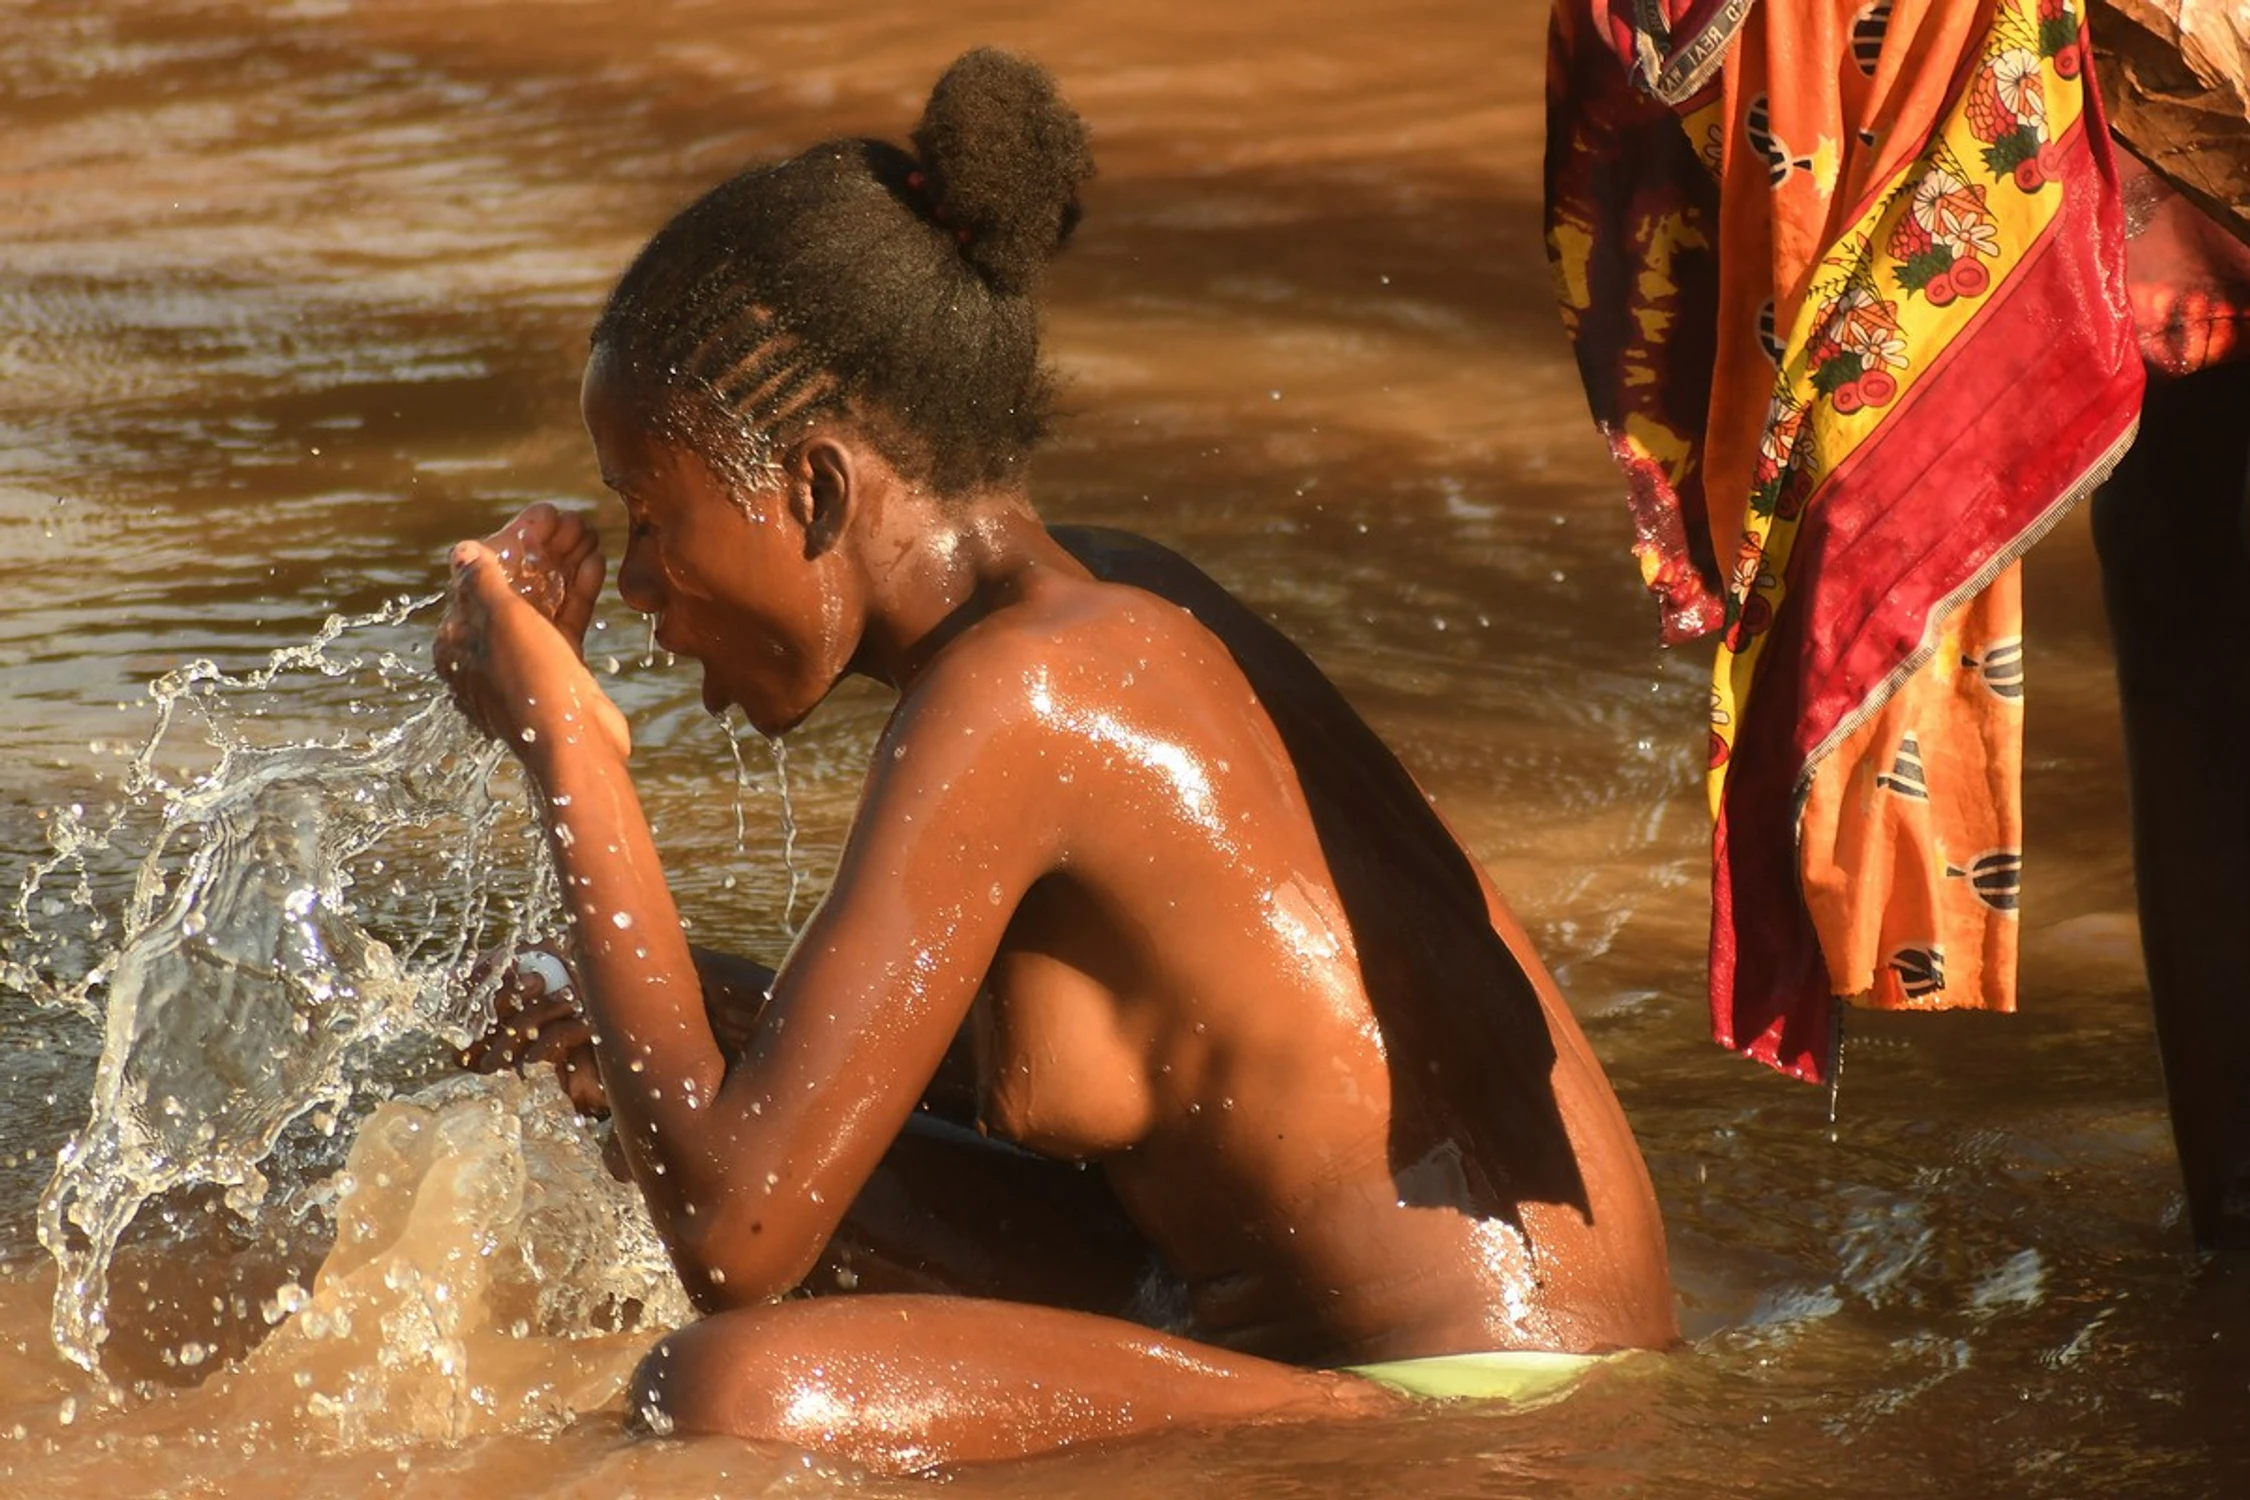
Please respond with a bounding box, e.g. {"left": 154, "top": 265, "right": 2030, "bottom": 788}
{"left": 790, "top": 435, "right": 854, "bottom": 559}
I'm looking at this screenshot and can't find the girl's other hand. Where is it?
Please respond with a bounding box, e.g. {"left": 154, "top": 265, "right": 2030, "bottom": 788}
{"left": 460, "top": 949, "right": 610, "bottom": 1118}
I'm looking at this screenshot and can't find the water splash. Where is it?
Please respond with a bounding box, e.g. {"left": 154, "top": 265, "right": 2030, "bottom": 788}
{"left": 769, "top": 733, "right": 804, "bottom": 939}
{"left": 9, "top": 596, "right": 572, "bottom": 1387}
{"left": 722, "top": 716, "right": 751, "bottom": 859}
{"left": 713, "top": 713, "right": 808, "bottom": 944}
{"left": 214, "top": 1073, "right": 691, "bottom": 1448}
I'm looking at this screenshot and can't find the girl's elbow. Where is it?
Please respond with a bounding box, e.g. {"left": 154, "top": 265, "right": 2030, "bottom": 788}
{"left": 666, "top": 1200, "right": 822, "bottom": 1311}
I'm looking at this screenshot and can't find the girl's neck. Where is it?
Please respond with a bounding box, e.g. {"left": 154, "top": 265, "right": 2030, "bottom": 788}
{"left": 851, "top": 485, "right": 1086, "bottom": 690}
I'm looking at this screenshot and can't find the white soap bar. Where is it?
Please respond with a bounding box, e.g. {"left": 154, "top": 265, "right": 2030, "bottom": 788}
{"left": 514, "top": 949, "right": 574, "bottom": 994}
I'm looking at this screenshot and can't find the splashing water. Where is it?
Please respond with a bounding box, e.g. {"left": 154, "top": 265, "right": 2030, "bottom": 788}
{"left": 722, "top": 716, "right": 752, "bottom": 859}
{"left": 716, "top": 712, "right": 808, "bottom": 946}
{"left": 769, "top": 733, "right": 805, "bottom": 939}
{"left": 3, "top": 597, "right": 613, "bottom": 1390}
{"left": 215, "top": 1073, "right": 691, "bottom": 1446}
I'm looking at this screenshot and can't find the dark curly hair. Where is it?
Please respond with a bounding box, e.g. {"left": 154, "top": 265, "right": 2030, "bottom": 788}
{"left": 591, "top": 48, "right": 1095, "bottom": 496}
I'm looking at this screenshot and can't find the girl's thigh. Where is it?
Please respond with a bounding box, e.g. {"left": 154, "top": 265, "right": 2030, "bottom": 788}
{"left": 628, "top": 1292, "right": 1394, "bottom": 1470}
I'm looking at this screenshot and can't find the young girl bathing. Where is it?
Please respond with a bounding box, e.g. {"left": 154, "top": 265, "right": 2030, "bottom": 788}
{"left": 435, "top": 47, "right": 1674, "bottom": 1471}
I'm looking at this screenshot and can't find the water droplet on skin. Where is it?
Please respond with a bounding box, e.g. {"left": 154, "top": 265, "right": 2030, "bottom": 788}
{"left": 611, "top": 911, "right": 633, "bottom": 929}
{"left": 519, "top": 726, "right": 538, "bottom": 744}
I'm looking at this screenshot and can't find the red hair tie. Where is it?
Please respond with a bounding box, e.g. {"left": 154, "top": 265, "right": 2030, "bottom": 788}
{"left": 905, "top": 168, "right": 969, "bottom": 243}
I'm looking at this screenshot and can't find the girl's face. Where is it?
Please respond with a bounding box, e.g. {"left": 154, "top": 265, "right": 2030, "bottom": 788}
{"left": 580, "top": 350, "right": 859, "bottom": 735}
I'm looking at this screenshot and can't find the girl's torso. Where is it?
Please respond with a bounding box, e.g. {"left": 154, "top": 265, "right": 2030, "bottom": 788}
{"left": 888, "top": 528, "right": 1675, "bottom": 1361}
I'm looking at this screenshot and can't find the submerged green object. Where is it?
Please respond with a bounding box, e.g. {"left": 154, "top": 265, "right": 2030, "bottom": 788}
{"left": 1341, "top": 1349, "right": 1608, "bottom": 1402}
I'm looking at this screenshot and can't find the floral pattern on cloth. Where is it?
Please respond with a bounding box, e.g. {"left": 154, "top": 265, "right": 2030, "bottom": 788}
{"left": 1546, "top": 0, "right": 2145, "bottom": 1080}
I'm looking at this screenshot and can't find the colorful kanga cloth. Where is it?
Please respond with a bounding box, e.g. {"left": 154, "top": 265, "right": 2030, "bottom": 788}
{"left": 1544, "top": 0, "right": 2147, "bottom": 1080}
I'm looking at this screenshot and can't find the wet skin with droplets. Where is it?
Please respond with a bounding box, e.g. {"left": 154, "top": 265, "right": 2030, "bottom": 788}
{"left": 431, "top": 353, "right": 1673, "bottom": 1463}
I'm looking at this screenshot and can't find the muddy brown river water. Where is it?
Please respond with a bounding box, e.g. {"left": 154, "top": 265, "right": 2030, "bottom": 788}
{"left": 0, "top": 1, "right": 2243, "bottom": 1495}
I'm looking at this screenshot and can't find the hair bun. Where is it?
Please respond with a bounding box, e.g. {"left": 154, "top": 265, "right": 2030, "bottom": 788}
{"left": 910, "top": 48, "right": 1094, "bottom": 295}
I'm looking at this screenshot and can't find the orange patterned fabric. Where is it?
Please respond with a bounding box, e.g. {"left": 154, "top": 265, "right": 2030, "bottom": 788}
{"left": 1799, "top": 571, "right": 2025, "bottom": 1012}
{"left": 1548, "top": 0, "right": 2144, "bottom": 1079}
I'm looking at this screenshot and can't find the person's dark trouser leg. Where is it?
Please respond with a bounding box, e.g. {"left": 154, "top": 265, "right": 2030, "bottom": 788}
{"left": 2092, "top": 360, "right": 2250, "bottom": 1250}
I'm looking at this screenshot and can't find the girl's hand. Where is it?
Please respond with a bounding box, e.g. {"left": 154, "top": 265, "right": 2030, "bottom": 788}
{"left": 460, "top": 949, "right": 609, "bottom": 1118}
{"left": 434, "top": 505, "right": 631, "bottom": 763}
{"left": 476, "top": 502, "right": 605, "bottom": 654}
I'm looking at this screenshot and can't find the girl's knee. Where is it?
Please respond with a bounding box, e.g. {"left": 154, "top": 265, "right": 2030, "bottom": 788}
{"left": 626, "top": 1320, "right": 768, "bottom": 1438}
{"left": 625, "top": 1327, "right": 692, "bottom": 1436}
{"left": 624, "top": 1309, "right": 850, "bottom": 1447}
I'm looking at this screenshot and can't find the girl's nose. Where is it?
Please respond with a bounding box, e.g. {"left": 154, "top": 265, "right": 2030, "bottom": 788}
{"left": 616, "top": 542, "right": 661, "bottom": 615}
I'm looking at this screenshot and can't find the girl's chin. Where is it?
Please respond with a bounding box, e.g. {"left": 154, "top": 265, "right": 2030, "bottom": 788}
{"left": 699, "top": 672, "right": 731, "bottom": 718}
{"left": 703, "top": 671, "right": 791, "bottom": 735}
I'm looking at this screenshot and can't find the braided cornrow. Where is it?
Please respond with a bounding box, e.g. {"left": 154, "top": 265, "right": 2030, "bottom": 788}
{"left": 592, "top": 49, "right": 1094, "bottom": 496}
